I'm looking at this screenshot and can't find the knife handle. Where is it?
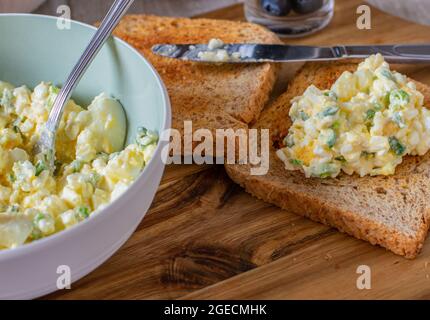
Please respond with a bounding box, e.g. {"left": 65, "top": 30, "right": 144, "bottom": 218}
{"left": 339, "top": 44, "right": 430, "bottom": 63}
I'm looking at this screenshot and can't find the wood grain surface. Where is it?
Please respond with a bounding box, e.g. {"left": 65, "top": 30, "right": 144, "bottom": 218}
{"left": 47, "top": 0, "right": 430, "bottom": 299}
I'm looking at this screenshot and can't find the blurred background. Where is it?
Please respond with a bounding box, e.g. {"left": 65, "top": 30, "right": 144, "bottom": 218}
{"left": 0, "top": 0, "right": 429, "bottom": 26}
{"left": 0, "top": 0, "right": 239, "bottom": 22}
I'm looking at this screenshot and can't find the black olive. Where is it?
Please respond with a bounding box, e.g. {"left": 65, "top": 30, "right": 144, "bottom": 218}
{"left": 292, "top": 0, "right": 323, "bottom": 14}
{"left": 261, "top": 0, "right": 292, "bottom": 16}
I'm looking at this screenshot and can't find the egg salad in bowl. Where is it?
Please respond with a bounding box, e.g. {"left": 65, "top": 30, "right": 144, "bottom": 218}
{"left": 277, "top": 54, "right": 430, "bottom": 179}
{"left": 0, "top": 81, "right": 158, "bottom": 249}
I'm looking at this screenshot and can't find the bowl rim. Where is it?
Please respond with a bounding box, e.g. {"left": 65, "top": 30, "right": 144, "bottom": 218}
{"left": 0, "top": 13, "right": 172, "bottom": 261}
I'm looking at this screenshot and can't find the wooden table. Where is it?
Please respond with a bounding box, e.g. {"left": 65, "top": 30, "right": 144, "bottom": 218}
{"left": 48, "top": 0, "right": 430, "bottom": 299}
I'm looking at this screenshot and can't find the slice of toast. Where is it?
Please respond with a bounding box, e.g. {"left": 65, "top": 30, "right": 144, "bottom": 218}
{"left": 113, "top": 15, "right": 281, "bottom": 152}
{"left": 225, "top": 61, "right": 430, "bottom": 258}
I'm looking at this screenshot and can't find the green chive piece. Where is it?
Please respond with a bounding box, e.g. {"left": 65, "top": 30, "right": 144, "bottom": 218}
{"left": 334, "top": 156, "right": 346, "bottom": 163}
{"left": 389, "top": 89, "right": 410, "bottom": 107}
{"left": 290, "top": 159, "right": 303, "bottom": 166}
{"left": 381, "top": 69, "right": 396, "bottom": 82}
{"left": 71, "top": 160, "right": 83, "bottom": 173}
{"left": 321, "top": 106, "right": 339, "bottom": 117}
{"left": 331, "top": 121, "right": 340, "bottom": 130}
{"left": 35, "top": 160, "right": 46, "bottom": 176}
{"left": 77, "top": 206, "right": 90, "bottom": 219}
{"left": 365, "top": 109, "right": 376, "bottom": 121}
{"left": 327, "top": 130, "right": 337, "bottom": 148}
{"left": 299, "top": 111, "right": 310, "bottom": 121}
{"left": 389, "top": 136, "right": 406, "bottom": 156}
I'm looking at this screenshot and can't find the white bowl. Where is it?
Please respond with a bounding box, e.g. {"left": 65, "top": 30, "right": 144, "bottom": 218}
{"left": 0, "top": 14, "right": 171, "bottom": 299}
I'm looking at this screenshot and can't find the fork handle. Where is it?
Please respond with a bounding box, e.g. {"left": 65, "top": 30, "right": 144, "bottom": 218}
{"left": 45, "top": 0, "right": 134, "bottom": 134}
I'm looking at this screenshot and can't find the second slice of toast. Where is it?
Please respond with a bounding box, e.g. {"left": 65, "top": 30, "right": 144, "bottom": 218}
{"left": 226, "top": 62, "right": 430, "bottom": 258}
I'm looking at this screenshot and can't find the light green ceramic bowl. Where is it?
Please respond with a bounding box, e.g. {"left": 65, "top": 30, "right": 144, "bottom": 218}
{"left": 0, "top": 14, "right": 171, "bottom": 299}
{"left": 0, "top": 13, "right": 170, "bottom": 142}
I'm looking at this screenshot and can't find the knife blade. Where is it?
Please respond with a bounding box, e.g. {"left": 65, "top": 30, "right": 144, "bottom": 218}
{"left": 152, "top": 43, "right": 430, "bottom": 64}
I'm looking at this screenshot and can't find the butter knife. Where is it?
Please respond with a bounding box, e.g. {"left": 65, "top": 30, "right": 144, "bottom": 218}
{"left": 152, "top": 43, "right": 430, "bottom": 63}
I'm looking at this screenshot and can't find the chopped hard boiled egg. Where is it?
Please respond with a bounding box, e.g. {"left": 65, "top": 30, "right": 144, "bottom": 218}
{"left": 197, "top": 38, "right": 242, "bottom": 62}
{"left": 0, "top": 81, "right": 158, "bottom": 249}
{"left": 75, "top": 93, "right": 127, "bottom": 162}
{"left": 277, "top": 54, "right": 430, "bottom": 178}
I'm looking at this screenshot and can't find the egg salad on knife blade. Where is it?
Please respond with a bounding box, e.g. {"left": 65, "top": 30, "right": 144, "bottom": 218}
{"left": 0, "top": 81, "right": 158, "bottom": 249}
{"left": 277, "top": 54, "right": 430, "bottom": 178}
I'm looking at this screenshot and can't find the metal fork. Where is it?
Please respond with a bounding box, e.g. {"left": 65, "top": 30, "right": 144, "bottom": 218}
{"left": 34, "top": 0, "right": 134, "bottom": 163}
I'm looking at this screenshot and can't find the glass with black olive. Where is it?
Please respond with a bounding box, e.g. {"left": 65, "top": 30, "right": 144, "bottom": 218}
{"left": 244, "top": 0, "right": 334, "bottom": 37}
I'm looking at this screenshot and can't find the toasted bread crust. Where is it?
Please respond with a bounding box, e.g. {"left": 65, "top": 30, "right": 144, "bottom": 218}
{"left": 226, "top": 62, "right": 430, "bottom": 258}
{"left": 225, "top": 152, "right": 430, "bottom": 258}
{"left": 113, "top": 15, "right": 281, "bottom": 152}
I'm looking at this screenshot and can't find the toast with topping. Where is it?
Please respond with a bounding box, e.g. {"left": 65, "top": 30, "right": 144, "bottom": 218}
{"left": 226, "top": 61, "right": 430, "bottom": 258}
{"left": 113, "top": 15, "right": 281, "bottom": 153}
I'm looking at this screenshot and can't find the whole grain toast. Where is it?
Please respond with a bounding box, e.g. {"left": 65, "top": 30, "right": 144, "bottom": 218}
{"left": 225, "top": 61, "right": 430, "bottom": 258}
{"left": 113, "top": 15, "right": 281, "bottom": 152}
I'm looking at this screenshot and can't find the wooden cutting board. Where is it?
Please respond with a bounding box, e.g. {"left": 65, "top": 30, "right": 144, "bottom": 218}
{"left": 47, "top": 0, "right": 430, "bottom": 299}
